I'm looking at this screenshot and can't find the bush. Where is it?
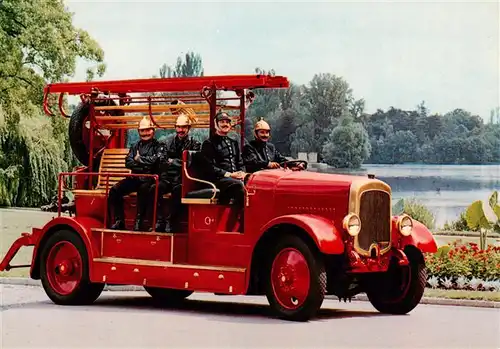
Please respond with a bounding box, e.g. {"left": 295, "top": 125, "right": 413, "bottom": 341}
{"left": 442, "top": 211, "right": 474, "bottom": 232}
{"left": 399, "top": 198, "right": 436, "bottom": 229}
{"left": 425, "top": 242, "right": 500, "bottom": 290}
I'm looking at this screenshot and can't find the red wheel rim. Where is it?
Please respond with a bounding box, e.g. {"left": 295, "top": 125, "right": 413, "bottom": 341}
{"left": 45, "top": 241, "right": 83, "bottom": 295}
{"left": 271, "top": 247, "right": 310, "bottom": 310}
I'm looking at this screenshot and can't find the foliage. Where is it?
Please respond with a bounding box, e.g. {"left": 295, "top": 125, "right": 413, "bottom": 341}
{"left": 442, "top": 211, "right": 478, "bottom": 232}
{"left": 465, "top": 191, "right": 500, "bottom": 249}
{"left": 392, "top": 197, "right": 436, "bottom": 229}
{"left": 321, "top": 115, "right": 371, "bottom": 168}
{"left": 365, "top": 106, "right": 500, "bottom": 165}
{"left": 425, "top": 242, "right": 500, "bottom": 289}
{"left": 0, "top": 0, "right": 105, "bottom": 207}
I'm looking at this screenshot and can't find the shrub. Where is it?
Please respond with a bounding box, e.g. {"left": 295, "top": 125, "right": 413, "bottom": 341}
{"left": 442, "top": 211, "right": 476, "bottom": 232}
{"left": 425, "top": 242, "right": 500, "bottom": 290}
{"left": 393, "top": 198, "right": 436, "bottom": 229}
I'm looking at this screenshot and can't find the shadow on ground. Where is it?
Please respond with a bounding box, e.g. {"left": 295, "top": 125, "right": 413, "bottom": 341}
{"left": 2, "top": 293, "right": 392, "bottom": 324}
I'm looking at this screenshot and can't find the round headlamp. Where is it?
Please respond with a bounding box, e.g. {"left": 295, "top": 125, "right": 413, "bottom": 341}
{"left": 342, "top": 213, "right": 361, "bottom": 237}
{"left": 397, "top": 214, "right": 413, "bottom": 236}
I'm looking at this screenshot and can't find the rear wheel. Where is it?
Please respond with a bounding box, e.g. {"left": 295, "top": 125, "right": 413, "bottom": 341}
{"left": 144, "top": 287, "right": 193, "bottom": 305}
{"left": 40, "top": 229, "right": 104, "bottom": 305}
{"left": 265, "top": 235, "right": 326, "bottom": 322}
{"left": 366, "top": 247, "right": 426, "bottom": 314}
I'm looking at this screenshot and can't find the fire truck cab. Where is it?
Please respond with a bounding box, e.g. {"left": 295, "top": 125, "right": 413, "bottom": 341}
{"left": 0, "top": 74, "right": 437, "bottom": 322}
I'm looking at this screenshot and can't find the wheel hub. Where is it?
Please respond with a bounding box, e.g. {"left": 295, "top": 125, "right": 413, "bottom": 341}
{"left": 270, "top": 248, "right": 311, "bottom": 310}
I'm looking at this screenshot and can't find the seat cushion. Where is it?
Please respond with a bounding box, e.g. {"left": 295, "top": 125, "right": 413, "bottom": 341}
{"left": 185, "top": 188, "right": 220, "bottom": 199}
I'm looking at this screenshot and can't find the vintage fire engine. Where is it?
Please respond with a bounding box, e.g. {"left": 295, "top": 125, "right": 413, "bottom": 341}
{"left": 0, "top": 74, "right": 437, "bottom": 321}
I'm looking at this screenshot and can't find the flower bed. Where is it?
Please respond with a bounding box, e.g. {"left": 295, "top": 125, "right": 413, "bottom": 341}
{"left": 424, "top": 242, "right": 500, "bottom": 292}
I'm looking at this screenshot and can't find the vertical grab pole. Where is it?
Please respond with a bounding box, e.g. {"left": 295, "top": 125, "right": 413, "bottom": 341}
{"left": 88, "top": 101, "right": 95, "bottom": 188}
{"left": 104, "top": 173, "right": 110, "bottom": 228}
{"left": 152, "top": 175, "right": 159, "bottom": 232}
{"left": 209, "top": 83, "right": 217, "bottom": 139}
{"left": 239, "top": 91, "right": 246, "bottom": 150}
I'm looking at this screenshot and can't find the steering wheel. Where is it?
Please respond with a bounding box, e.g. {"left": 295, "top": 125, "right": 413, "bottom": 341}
{"left": 283, "top": 160, "right": 308, "bottom": 170}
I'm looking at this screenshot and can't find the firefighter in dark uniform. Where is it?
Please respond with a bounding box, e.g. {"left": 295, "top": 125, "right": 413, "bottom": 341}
{"left": 243, "top": 117, "right": 307, "bottom": 173}
{"left": 108, "top": 116, "right": 161, "bottom": 231}
{"left": 151, "top": 112, "right": 201, "bottom": 232}
{"left": 200, "top": 111, "right": 247, "bottom": 207}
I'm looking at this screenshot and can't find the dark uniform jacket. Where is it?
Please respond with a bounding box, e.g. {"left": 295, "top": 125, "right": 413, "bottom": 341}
{"left": 125, "top": 139, "right": 161, "bottom": 179}
{"left": 200, "top": 134, "right": 245, "bottom": 181}
{"left": 158, "top": 135, "right": 201, "bottom": 185}
{"left": 242, "top": 139, "right": 288, "bottom": 173}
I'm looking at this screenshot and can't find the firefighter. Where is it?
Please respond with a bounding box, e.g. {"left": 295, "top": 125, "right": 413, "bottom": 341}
{"left": 243, "top": 117, "right": 307, "bottom": 173}
{"left": 151, "top": 112, "right": 201, "bottom": 232}
{"left": 108, "top": 116, "right": 161, "bottom": 231}
{"left": 199, "top": 111, "right": 246, "bottom": 207}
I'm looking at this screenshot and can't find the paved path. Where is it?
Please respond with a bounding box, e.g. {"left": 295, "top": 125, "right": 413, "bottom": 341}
{"left": 1, "top": 285, "right": 499, "bottom": 348}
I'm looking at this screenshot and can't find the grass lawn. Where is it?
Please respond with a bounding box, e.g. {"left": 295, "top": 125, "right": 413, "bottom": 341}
{"left": 424, "top": 289, "right": 500, "bottom": 302}
{"left": 0, "top": 208, "right": 55, "bottom": 277}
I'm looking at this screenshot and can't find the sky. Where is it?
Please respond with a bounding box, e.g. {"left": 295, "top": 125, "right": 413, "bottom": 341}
{"left": 65, "top": 0, "right": 499, "bottom": 120}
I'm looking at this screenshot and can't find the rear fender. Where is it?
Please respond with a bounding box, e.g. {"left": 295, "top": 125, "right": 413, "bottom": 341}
{"left": 30, "top": 216, "right": 103, "bottom": 279}
{"left": 259, "top": 214, "right": 344, "bottom": 254}
{"left": 392, "top": 216, "right": 438, "bottom": 254}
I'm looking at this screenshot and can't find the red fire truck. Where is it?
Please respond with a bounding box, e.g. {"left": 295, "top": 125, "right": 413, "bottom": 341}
{"left": 0, "top": 74, "right": 437, "bottom": 321}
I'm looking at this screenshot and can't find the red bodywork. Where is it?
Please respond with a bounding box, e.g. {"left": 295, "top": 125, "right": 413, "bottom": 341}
{"left": 0, "top": 74, "right": 437, "bottom": 300}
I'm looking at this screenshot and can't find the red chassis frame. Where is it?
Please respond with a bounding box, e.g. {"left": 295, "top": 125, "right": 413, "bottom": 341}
{"left": 0, "top": 74, "right": 438, "bottom": 321}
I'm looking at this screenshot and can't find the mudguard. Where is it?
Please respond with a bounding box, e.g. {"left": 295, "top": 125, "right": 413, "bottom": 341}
{"left": 259, "top": 214, "right": 344, "bottom": 254}
{"left": 30, "top": 216, "right": 104, "bottom": 278}
{"left": 392, "top": 217, "right": 438, "bottom": 253}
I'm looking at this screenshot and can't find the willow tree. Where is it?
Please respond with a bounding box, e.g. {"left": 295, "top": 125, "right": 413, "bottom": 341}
{"left": 0, "top": 0, "right": 105, "bottom": 207}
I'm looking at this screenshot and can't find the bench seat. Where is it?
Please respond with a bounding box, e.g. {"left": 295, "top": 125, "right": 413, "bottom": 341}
{"left": 72, "top": 148, "right": 170, "bottom": 199}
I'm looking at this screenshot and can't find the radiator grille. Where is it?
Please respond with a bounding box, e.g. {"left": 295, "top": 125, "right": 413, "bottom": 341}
{"left": 357, "top": 190, "right": 391, "bottom": 253}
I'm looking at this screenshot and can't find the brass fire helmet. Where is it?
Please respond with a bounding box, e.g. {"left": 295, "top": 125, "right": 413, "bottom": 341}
{"left": 138, "top": 116, "right": 155, "bottom": 130}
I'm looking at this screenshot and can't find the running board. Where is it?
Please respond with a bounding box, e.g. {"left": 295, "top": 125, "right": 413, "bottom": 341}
{"left": 92, "top": 257, "right": 247, "bottom": 295}
{"left": 91, "top": 228, "right": 173, "bottom": 236}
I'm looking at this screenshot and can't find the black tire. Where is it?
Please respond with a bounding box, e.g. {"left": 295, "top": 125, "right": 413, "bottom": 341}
{"left": 69, "top": 102, "right": 93, "bottom": 166}
{"left": 144, "top": 286, "right": 193, "bottom": 305}
{"left": 69, "top": 98, "right": 117, "bottom": 167}
{"left": 366, "top": 247, "right": 426, "bottom": 314}
{"left": 265, "top": 234, "right": 326, "bottom": 322}
{"left": 40, "top": 229, "right": 104, "bottom": 305}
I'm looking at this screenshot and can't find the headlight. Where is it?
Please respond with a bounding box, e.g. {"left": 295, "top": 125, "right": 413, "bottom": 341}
{"left": 342, "top": 213, "right": 361, "bottom": 237}
{"left": 397, "top": 214, "right": 413, "bottom": 236}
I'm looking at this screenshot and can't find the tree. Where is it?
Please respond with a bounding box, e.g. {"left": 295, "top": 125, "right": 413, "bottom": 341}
{"left": 298, "top": 73, "right": 356, "bottom": 159}
{"left": 322, "top": 115, "right": 371, "bottom": 168}
{"left": 0, "top": 0, "right": 105, "bottom": 206}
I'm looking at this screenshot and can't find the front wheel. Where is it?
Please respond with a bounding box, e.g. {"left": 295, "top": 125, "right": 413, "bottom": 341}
{"left": 366, "top": 247, "right": 426, "bottom": 314}
{"left": 40, "top": 230, "right": 104, "bottom": 305}
{"left": 265, "top": 235, "right": 326, "bottom": 322}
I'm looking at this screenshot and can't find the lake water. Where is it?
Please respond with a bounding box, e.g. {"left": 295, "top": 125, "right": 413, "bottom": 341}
{"left": 313, "top": 164, "right": 500, "bottom": 228}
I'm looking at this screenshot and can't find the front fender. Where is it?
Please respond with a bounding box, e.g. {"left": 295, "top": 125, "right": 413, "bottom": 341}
{"left": 392, "top": 217, "right": 438, "bottom": 253}
{"left": 30, "top": 216, "right": 104, "bottom": 278}
{"left": 260, "top": 214, "right": 344, "bottom": 254}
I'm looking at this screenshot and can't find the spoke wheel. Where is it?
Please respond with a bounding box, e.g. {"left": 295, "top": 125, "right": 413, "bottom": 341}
{"left": 265, "top": 234, "right": 326, "bottom": 322}
{"left": 40, "top": 230, "right": 104, "bottom": 305}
